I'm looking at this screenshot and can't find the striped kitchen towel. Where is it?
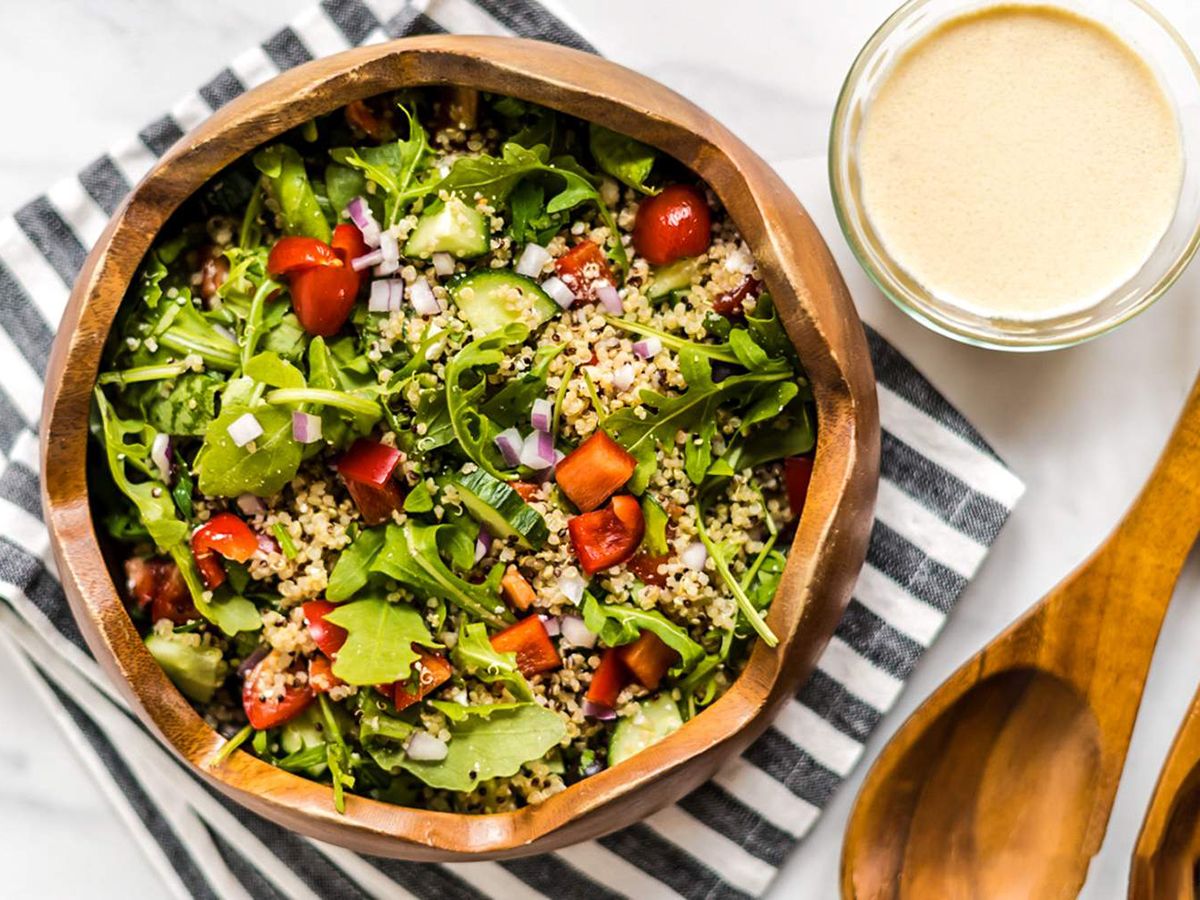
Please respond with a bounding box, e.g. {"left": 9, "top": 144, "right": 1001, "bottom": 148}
{"left": 0, "top": 1, "right": 1026, "bottom": 897}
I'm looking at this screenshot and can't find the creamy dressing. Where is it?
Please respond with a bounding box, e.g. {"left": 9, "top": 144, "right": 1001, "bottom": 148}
{"left": 858, "top": 5, "right": 1183, "bottom": 320}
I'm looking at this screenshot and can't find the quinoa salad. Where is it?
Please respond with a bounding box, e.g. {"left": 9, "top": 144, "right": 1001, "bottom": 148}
{"left": 89, "top": 89, "right": 816, "bottom": 813}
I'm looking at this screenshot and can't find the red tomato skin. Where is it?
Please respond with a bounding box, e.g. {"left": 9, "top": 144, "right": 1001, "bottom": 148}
{"left": 267, "top": 236, "right": 339, "bottom": 277}
{"left": 627, "top": 553, "right": 670, "bottom": 587}
{"left": 554, "top": 240, "right": 614, "bottom": 299}
{"left": 509, "top": 481, "right": 540, "bottom": 502}
{"left": 586, "top": 649, "right": 630, "bottom": 708}
{"left": 191, "top": 513, "right": 258, "bottom": 590}
{"left": 568, "top": 495, "right": 645, "bottom": 575}
{"left": 713, "top": 276, "right": 762, "bottom": 319}
{"left": 289, "top": 264, "right": 360, "bottom": 337}
{"left": 632, "top": 184, "right": 712, "bottom": 265}
{"left": 338, "top": 439, "right": 402, "bottom": 487}
{"left": 343, "top": 477, "right": 406, "bottom": 526}
{"left": 302, "top": 600, "right": 347, "bottom": 658}
{"left": 392, "top": 652, "right": 453, "bottom": 711}
{"left": 331, "top": 223, "right": 370, "bottom": 274}
{"left": 307, "top": 655, "right": 344, "bottom": 695}
{"left": 554, "top": 431, "right": 637, "bottom": 512}
{"left": 242, "top": 656, "right": 314, "bottom": 730}
{"left": 125, "top": 557, "right": 197, "bottom": 624}
{"left": 490, "top": 617, "right": 562, "bottom": 676}
{"left": 784, "top": 456, "right": 814, "bottom": 518}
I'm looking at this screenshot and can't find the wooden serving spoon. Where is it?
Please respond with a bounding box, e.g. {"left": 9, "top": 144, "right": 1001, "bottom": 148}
{"left": 1130, "top": 685, "right": 1200, "bottom": 898}
{"left": 842, "top": 372, "right": 1200, "bottom": 900}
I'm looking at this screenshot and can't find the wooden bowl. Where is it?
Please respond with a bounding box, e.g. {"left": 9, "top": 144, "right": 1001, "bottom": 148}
{"left": 40, "top": 36, "right": 879, "bottom": 860}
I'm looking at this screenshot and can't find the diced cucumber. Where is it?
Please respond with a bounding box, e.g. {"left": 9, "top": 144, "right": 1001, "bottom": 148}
{"left": 280, "top": 706, "right": 328, "bottom": 778}
{"left": 452, "top": 468, "right": 549, "bottom": 549}
{"left": 447, "top": 270, "right": 560, "bottom": 334}
{"left": 404, "top": 196, "right": 490, "bottom": 259}
{"left": 647, "top": 258, "right": 701, "bottom": 300}
{"left": 609, "top": 695, "right": 684, "bottom": 766}
{"left": 144, "top": 632, "right": 226, "bottom": 703}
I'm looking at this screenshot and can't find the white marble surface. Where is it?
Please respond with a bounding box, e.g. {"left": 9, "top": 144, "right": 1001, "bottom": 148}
{"left": 4, "top": 1, "right": 1200, "bottom": 896}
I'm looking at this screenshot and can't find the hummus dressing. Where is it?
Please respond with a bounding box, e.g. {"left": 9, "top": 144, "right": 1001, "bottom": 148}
{"left": 858, "top": 5, "right": 1183, "bottom": 320}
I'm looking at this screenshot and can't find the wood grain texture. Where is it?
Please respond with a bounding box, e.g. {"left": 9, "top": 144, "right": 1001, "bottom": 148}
{"left": 843, "top": 371, "right": 1200, "bottom": 898}
{"left": 1131, "top": 685, "right": 1200, "bottom": 898}
{"left": 40, "top": 36, "right": 879, "bottom": 860}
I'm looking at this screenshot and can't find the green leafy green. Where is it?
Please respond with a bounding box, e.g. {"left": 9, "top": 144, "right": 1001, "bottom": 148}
{"left": 331, "top": 105, "right": 431, "bottom": 225}
{"left": 144, "top": 631, "right": 226, "bottom": 702}
{"left": 194, "top": 404, "right": 302, "bottom": 498}
{"left": 580, "top": 593, "right": 703, "bottom": 672}
{"left": 326, "top": 526, "right": 386, "bottom": 601}
{"left": 253, "top": 145, "right": 331, "bottom": 242}
{"left": 403, "top": 482, "right": 434, "bottom": 514}
{"left": 323, "top": 596, "right": 434, "bottom": 685}
{"left": 395, "top": 703, "right": 566, "bottom": 791}
{"left": 588, "top": 123, "right": 656, "bottom": 194}
{"left": 445, "top": 323, "right": 529, "bottom": 479}
{"left": 451, "top": 622, "right": 533, "bottom": 701}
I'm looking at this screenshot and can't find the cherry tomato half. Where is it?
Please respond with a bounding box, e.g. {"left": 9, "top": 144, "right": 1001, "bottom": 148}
{"left": 191, "top": 513, "right": 258, "bottom": 590}
{"left": 632, "top": 184, "right": 712, "bottom": 265}
{"left": 554, "top": 240, "right": 613, "bottom": 300}
{"left": 267, "top": 236, "right": 339, "bottom": 277}
{"left": 125, "top": 557, "right": 197, "bottom": 625}
{"left": 331, "top": 223, "right": 369, "bottom": 274}
{"left": 302, "top": 600, "right": 347, "bottom": 658}
{"left": 242, "top": 653, "right": 314, "bottom": 730}
{"left": 289, "top": 264, "right": 360, "bottom": 337}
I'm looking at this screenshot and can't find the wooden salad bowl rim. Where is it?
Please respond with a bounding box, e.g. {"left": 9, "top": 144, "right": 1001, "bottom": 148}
{"left": 40, "top": 35, "right": 879, "bottom": 860}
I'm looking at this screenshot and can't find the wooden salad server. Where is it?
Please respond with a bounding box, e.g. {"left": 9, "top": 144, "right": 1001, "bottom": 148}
{"left": 842, "top": 372, "right": 1200, "bottom": 899}
{"left": 1130, "top": 684, "right": 1200, "bottom": 898}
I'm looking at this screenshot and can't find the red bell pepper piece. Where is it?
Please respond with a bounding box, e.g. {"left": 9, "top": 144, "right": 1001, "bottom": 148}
{"left": 302, "top": 600, "right": 347, "bottom": 658}
{"left": 554, "top": 240, "right": 614, "bottom": 300}
{"left": 784, "top": 456, "right": 814, "bottom": 518}
{"left": 191, "top": 513, "right": 258, "bottom": 590}
{"left": 343, "top": 478, "right": 406, "bottom": 526}
{"left": 509, "top": 481, "right": 540, "bottom": 502}
{"left": 586, "top": 649, "right": 630, "bottom": 708}
{"left": 267, "top": 236, "right": 339, "bottom": 277}
{"left": 393, "top": 652, "right": 453, "bottom": 711}
{"left": 338, "top": 439, "right": 402, "bottom": 487}
{"left": 242, "top": 653, "right": 314, "bottom": 729}
{"left": 555, "top": 432, "right": 637, "bottom": 512}
{"left": 617, "top": 631, "right": 678, "bottom": 690}
{"left": 568, "top": 495, "right": 645, "bottom": 575}
{"left": 627, "top": 553, "right": 670, "bottom": 587}
{"left": 490, "top": 616, "right": 561, "bottom": 676}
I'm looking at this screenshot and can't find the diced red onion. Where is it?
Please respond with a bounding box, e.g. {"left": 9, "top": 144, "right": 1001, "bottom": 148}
{"left": 681, "top": 541, "right": 708, "bottom": 571}
{"left": 212, "top": 323, "right": 237, "bottom": 344}
{"left": 150, "top": 433, "right": 172, "bottom": 483}
{"left": 538, "top": 614, "right": 561, "bottom": 637}
{"left": 431, "top": 252, "right": 455, "bottom": 277}
{"left": 227, "top": 413, "right": 263, "bottom": 448}
{"left": 378, "top": 228, "right": 400, "bottom": 275}
{"left": 292, "top": 411, "right": 322, "bottom": 444}
{"left": 474, "top": 528, "right": 492, "bottom": 564}
{"left": 236, "top": 493, "right": 265, "bottom": 516}
{"left": 405, "top": 732, "right": 448, "bottom": 761}
{"left": 516, "top": 243, "right": 551, "bottom": 278}
{"left": 410, "top": 278, "right": 439, "bottom": 316}
{"left": 256, "top": 532, "right": 280, "bottom": 556}
{"left": 583, "top": 700, "right": 617, "bottom": 721}
{"left": 633, "top": 337, "right": 663, "bottom": 359}
{"left": 345, "top": 196, "right": 381, "bottom": 247}
{"left": 494, "top": 427, "right": 523, "bottom": 467}
{"left": 541, "top": 275, "right": 575, "bottom": 309}
{"left": 530, "top": 398, "right": 553, "bottom": 433}
{"left": 352, "top": 248, "right": 384, "bottom": 272}
{"left": 520, "top": 430, "right": 557, "bottom": 470}
{"left": 558, "top": 571, "right": 586, "bottom": 605}
{"left": 612, "top": 364, "right": 635, "bottom": 393}
{"left": 559, "top": 615, "right": 597, "bottom": 648}
{"left": 594, "top": 280, "right": 622, "bottom": 314}
{"left": 581, "top": 758, "right": 605, "bottom": 777}
{"left": 368, "top": 279, "right": 394, "bottom": 313}
{"left": 237, "top": 645, "right": 269, "bottom": 678}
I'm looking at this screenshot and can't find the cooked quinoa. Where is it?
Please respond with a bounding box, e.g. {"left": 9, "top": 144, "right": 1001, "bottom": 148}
{"left": 90, "top": 89, "right": 815, "bottom": 813}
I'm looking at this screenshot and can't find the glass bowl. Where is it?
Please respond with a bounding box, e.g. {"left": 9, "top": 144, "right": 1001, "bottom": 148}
{"left": 830, "top": 0, "right": 1200, "bottom": 351}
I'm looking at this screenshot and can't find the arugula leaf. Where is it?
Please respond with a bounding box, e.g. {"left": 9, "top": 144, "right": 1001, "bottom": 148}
{"left": 326, "top": 526, "right": 386, "bottom": 602}
{"left": 403, "top": 482, "right": 434, "bottom": 514}
{"left": 684, "top": 417, "right": 717, "bottom": 485}
{"left": 604, "top": 349, "right": 790, "bottom": 491}
{"left": 451, "top": 622, "right": 534, "bottom": 701}
{"left": 322, "top": 596, "right": 434, "bottom": 685}
{"left": 694, "top": 498, "right": 777, "bottom": 647}
{"left": 739, "top": 382, "right": 800, "bottom": 435}
{"left": 357, "top": 690, "right": 415, "bottom": 771}
{"left": 253, "top": 145, "right": 331, "bottom": 242}
{"left": 324, "top": 162, "right": 367, "bottom": 221}
{"left": 330, "top": 105, "right": 431, "bottom": 225}
{"left": 479, "top": 342, "right": 566, "bottom": 428}
{"left": 194, "top": 404, "right": 302, "bottom": 498}
{"left": 580, "top": 593, "right": 703, "bottom": 672}
{"left": 744, "top": 293, "right": 796, "bottom": 361}
{"left": 243, "top": 351, "right": 305, "bottom": 389}
{"left": 427, "top": 700, "right": 528, "bottom": 721}
{"left": 395, "top": 703, "right": 566, "bottom": 791}
{"left": 372, "top": 522, "right": 511, "bottom": 627}
{"left": 317, "top": 694, "right": 356, "bottom": 812}
{"left": 445, "top": 323, "right": 529, "bottom": 479}
{"left": 143, "top": 372, "right": 223, "bottom": 437}
{"left": 588, "top": 123, "right": 657, "bottom": 194}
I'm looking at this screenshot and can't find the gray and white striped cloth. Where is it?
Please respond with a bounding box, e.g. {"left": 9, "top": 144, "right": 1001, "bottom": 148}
{"left": 0, "top": 1, "right": 1026, "bottom": 897}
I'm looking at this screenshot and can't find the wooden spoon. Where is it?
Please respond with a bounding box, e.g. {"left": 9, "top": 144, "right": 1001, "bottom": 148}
{"left": 1130, "top": 684, "right": 1200, "bottom": 898}
{"left": 842, "top": 373, "right": 1200, "bottom": 899}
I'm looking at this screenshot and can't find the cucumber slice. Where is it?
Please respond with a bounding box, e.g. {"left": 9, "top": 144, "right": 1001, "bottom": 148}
{"left": 144, "top": 632, "right": 225, "bottom": 703}
{"left": 452, "top": 469, "right": 549, "bottom": 549}
{"left": 609, "top": 695, "right": 684, "bottom": 766}
{"left": 404, "top": 196, "right": 490, "bottom": 259}
{"left": 448, "top": 270, "right": 560, "bottom": 334}
{"left": 647, "top": 258, "right": 701, "bottom": 300}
